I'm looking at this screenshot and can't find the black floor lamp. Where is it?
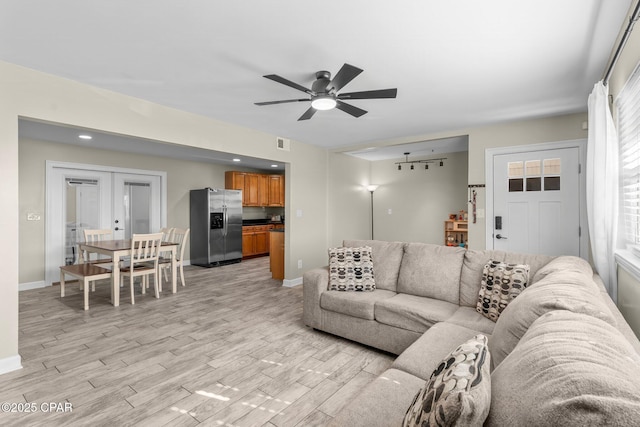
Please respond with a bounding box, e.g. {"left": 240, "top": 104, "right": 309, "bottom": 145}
{"left": 366, "top": 185, "right": 379, "bottom": 239}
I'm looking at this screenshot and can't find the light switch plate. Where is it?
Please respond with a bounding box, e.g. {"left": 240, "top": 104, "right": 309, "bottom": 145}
{"left": 27, "top": 213, "right": 41, "bottom": 221}
{"left": 477, "top": 208, "right": 485, "bottom": 219}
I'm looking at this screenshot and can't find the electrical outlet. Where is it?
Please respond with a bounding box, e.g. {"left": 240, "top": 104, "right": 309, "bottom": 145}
{"left": 387, "top": 208, "right": 392, "bottom": 215}
{"left": 296, "top": 209, "right": 303, "bottom": 218}
{"left": 297, "top": 259, "right": 302, "bottom": 269}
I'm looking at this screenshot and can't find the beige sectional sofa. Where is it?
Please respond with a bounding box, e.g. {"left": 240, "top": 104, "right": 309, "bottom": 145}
{"left": 302, "top": 240, "right": 640, "bottom": 426}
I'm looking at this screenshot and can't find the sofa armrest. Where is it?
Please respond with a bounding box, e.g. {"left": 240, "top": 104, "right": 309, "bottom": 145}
{"left": 303, "top": 266, "right": 329, "bottom": 328}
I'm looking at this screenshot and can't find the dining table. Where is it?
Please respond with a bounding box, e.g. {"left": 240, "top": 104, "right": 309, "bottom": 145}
{"left": 78, "top": 239, "right": 178, "bottom": 307}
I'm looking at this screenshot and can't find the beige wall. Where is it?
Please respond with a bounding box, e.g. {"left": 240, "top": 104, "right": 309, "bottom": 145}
{"left": 327, "top": 153, "right": 372, "bottom": 247}
{"left": 617, "top": 267, "right": 640, "bottom": 338}
{"left": 371, "top": 151, "right": 469, "bottom": 244}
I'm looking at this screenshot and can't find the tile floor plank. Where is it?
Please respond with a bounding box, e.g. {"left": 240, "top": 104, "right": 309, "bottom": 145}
{"left": 4, "top": 257, "right": 395, "bottom": 426}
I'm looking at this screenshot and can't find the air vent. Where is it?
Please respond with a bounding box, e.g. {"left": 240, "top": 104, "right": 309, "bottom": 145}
{"left": 276, "top": 137, "right": 290, "bottom": 151}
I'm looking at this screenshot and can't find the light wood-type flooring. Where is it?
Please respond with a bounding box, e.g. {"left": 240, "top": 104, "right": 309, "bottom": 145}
{"left": 0, "top": 257, "right": 395, "bottom": 426}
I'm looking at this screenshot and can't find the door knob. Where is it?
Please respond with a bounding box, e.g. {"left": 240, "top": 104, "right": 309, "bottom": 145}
{"left": 496, "top": 234, "right": 507, "bottom": 240}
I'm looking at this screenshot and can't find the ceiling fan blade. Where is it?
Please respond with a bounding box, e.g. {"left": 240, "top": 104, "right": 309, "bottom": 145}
{"left": 255, "top": 99, "right": 309, "bottom": 106}
{"left": 264, "top": 74, "right": 313, "bottom": 95}
{"left": 328, "top": 63, "right": 363, "bottom": 92}
{"left": 298, "top": 106, "right": 317, "bottom": 121}
{"left": 338, "top": 88, "right": 397, "bottom": 100}
{"left": 336, "top": 100, "right": 367, "bottom": 118}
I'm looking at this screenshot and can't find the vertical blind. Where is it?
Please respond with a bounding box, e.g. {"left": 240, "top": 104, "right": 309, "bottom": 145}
{"left": 617, "top": 63, "right": 640, "bottom": 246}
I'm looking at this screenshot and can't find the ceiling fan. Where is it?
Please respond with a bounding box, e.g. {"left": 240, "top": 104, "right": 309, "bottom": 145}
{"left": 255, "top": 63, "right": 397, "bottom": 121}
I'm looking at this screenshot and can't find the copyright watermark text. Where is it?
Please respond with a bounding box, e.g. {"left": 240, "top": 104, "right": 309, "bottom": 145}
{"left": 1, "top": 402, "right": 73, "bottom": 413}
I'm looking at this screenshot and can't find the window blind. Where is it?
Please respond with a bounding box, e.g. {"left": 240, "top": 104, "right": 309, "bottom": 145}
{"left": 617, "top": 63, "right": 640, "bottom": 246}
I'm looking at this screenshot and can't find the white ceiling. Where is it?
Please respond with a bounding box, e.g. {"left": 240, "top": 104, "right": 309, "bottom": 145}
{"left": 0, "top": 0, "right": 632, "bottom": 160}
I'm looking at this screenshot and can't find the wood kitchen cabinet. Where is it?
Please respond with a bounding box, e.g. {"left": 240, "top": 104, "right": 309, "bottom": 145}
{"left": 225, "top": 171, "right": 259, "bottom": 206}
{"left": 258, "top": 174, "right": 269, "bottom": 206}
{"left": 225, "top": 171, "right": 285, "bottom": 207}
{"left": 242, "top": 225, "right": 271, "bottom": 258}
{"left": 268, "top": 175, "right": 285, "bottom": 207}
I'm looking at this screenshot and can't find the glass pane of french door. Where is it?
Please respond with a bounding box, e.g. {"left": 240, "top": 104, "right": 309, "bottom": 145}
{"left": 112, "top": 173, "right": 161, "bottom": 240}
{"left": 46, "top": 167, "right": 112, "bottom": 286}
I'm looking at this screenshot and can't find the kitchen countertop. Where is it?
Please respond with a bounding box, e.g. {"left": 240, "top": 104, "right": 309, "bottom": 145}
{"left": 242, "top": 219, "right": 284, "bottom": 226}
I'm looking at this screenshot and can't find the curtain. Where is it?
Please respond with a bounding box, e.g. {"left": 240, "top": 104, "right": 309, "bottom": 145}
{"left": 586, "top": 81, "right": 619, "bottom": 302}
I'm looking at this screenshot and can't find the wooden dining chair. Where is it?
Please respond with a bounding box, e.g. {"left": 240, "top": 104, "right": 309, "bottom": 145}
{"left": 158, "top": 227, "right": 190, "bottom": 290}
{"left": 120, "top": 232, "right": 163, "bottom": 304}
{"left": 60, "top": 263, "right": 112, "bottom": 311}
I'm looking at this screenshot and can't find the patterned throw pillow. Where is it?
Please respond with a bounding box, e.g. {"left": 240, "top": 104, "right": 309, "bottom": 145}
{"left": 476, "top": 260, "right": 530, "bottom": 322}
{"left": 328, "top": 246, "right": 375, "bottom": 291}
{"left": 403, "top": 334, "right": 491, "bottom": 427}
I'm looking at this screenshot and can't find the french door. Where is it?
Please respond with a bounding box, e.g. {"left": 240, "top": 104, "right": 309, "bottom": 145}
{"left": 45, "top": 162, "right": 165, "bottom": 286}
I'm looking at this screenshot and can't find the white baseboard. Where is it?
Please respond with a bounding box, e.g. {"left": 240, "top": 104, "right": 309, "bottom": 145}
{"left": 19, "top": 281, "right": 47, "bottom": 291}
{"left": 0, "top": 355, "right": 22, "bottom": 375}
{"left": 283, "top": 277, "right": 302, "bottom": 287}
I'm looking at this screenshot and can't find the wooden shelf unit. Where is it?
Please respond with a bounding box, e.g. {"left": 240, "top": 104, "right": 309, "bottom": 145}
{"left": 444, "top": 220, "right": 468, "bottom": 248}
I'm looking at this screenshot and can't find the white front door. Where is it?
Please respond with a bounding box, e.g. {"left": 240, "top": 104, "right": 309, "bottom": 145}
{"left": 489, "top": 143, "right": 584, "bottom": 257}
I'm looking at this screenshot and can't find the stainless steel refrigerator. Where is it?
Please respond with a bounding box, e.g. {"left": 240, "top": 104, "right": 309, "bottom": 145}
{"left": 190, "top": 188, "right": 242, "bottom": 267}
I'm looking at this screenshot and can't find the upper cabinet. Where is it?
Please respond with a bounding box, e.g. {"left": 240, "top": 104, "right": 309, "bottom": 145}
{"left": 225, "top": 171, "right": 285, "bottom": 207}
{"left": 268, "top": 174, "right": 284, "bottom": 207}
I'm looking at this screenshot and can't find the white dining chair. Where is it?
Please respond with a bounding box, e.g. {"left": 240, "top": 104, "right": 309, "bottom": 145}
{"left": 81, "top": 228, "right": 113, "bottom": 266}
{"left": 158, "top": 227, "right": 190, "bottom": 290}
{"left": 120, "top": 233, "right": 163, "bottom": 304}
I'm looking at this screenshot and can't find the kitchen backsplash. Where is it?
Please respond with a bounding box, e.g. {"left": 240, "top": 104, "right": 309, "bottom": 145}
{"left": 243, "top": 206, "right": 285, "bottom": 220}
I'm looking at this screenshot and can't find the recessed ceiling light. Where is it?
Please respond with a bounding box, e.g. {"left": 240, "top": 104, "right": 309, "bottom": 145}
{"left": 78, "top": 134, "right": 92, "bottom": 140}
{"left": 232, "top": 158, "right": 241, "bottom": 162}
{"left": 271, "top": 164, "right": 278, "bottom": 168}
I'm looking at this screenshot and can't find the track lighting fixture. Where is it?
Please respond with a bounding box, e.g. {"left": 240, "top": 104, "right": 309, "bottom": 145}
{"left": 394, "top": 152, "right": 446, "bottom": 171}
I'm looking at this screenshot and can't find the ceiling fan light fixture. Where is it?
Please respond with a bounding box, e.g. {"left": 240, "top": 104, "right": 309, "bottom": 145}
{"left": 311, "top": 96, "right": 337, "bottom": 111}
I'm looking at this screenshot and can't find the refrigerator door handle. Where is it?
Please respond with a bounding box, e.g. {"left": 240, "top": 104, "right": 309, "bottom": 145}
{"left": 223, "top": 205, "right": 227, "bottom": 237}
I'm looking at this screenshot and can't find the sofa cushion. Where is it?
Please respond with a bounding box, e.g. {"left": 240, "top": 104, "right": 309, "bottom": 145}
{"left": 446, "top": 307, "right": 496, "bottom": 335}
{"left": 403, "top": 335, "right": 491, "bottom": 427}
{"left": 489, "top": 273, "right": 615, "bottom": 369}
{"left": 328, "top": 246, "right": 375, "bottom": 291}
{"left": 396, "top": 243, "right": 465, "bottom": 304}
{"left": 328, "top": 368, "right": 425, "bottom": 427}
{"left": 343, "top": 240, "right": 405, "bottom": 292}
{"left": 392, "top": 321, "right": 486, "bottom": 381}
{"left": 320, "top": 289, "right": 396, "bottom": 320}
{"left": 487, "top": 310, "right": 640, "bottom": 426}
{"left": 459, "top": 250, "right": 553, "bottom": 307}
{"left": 375, "top": 294, "right": 458, "bottom": 334}
{"left": 476, "top": 260, "right": 530, "bottom": 322}
{"left": 531, "top": 255, "right": 593, "bottom": 283}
